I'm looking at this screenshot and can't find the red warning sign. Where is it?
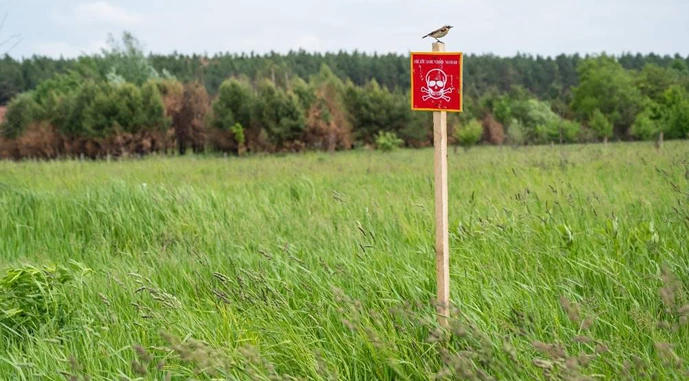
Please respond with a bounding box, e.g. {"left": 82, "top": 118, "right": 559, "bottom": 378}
{"left": 410, "top": 52, "right": 463, "bottom": 112}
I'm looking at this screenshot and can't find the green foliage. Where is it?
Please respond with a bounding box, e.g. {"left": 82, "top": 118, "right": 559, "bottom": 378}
{"left": 291, "top": 77, "right": 316, "bottom": 110}
{"left": 658, "top": 85, "right": 689, "bottom": 139}
{"left": 140, "top": 81, "right": 169, "bottom": 131}
{"left": 254, "top": 79, "right": 306, "bottom": 147}
{"left": 211, "top": 78, "right": 255, "bottom": 132}
{"left": 589, "top": 108, "right": 614, "bottom": 140}
{"left": 3, "top": 35, "right": 689, "bottom": 157}
{"left": 455, "top": 119, "right": 483, "bottom": 149}
{"left": 507, "top": 99, "right": 562, "bottom": 143}
{"left": 345, "top": 79, "right": 411, "bottom": 144}
{"left": 523, "top": 99, "right": 560, "bottom": 128}
{"left": 374, "top": 131, "right": 403, "bottom": 151}
{"left": 0, "top": 55, "right": 26, "bottom": 104}
{"left": 670, "top": 58, "right": 688, "bottom": 73}
{"left": 506, "top": 118, "right": 526, "bottom": 145}
{"left": 631, "top": 109, "right": 661, "bottom": 140}
{"left": 2, "top": 76, "right": 170, "bottom": 140}
{"left": 554, "top": 119, "right": 583, "bottom": 143}
{"left": 0, "top": 261, "right": 91, "bottom": 339}
{"left": 2, "top": 92, "right": 41, "bottom": 139}
{"left": 101, "top": 31, "right": 164, "bottom": 85}
{"left": 31, "top": 71, "right": 86, "bottom": 122}
{"left": 399, "top": 111, "right": 431, "bottom": 147}
{"left": 59, "top": 79, "right": 109, "bottom": 137}
{"left": 493, "top": 96, "right": 513, "bottom": 125}
{"left": 637, "top": 64, "right": 683, "bottom": 102}
{"left": 230, "top": 123, "right": 245, "bottom": 145}
{"left": 571, "top": 55, "right": 645, "bottom": 131}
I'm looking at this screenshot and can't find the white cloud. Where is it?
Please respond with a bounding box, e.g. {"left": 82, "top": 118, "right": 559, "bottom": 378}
{"left": 72, "top": 1, "right": 144, "bottom": 26}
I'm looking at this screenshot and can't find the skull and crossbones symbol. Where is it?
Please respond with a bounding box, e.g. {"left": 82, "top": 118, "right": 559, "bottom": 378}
{"left": 421, "top": 69, "right": 454, "bottom": 102}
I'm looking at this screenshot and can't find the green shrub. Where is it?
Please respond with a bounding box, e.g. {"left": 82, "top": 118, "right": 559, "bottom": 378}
{"left": 230, "top": 122, "right": 245, "bottom": 145}
{"left": 659, "top": 85, "right": 689, "bottom": 139}
{"left": 374, "top": 131, "right": 403, "bottom": 152}
{"left": 211, "top": 78, "right": 255, "bottom": 133}
{"left": 455, "top": 119, "right": 483, "bottom": 150}
{"left": 140, "top": 80, "right": 169, "bottom": 132}
{"left": 2, "top": 93, "right": 41, "bottom": 139}
{"left": 506, "top": 118, "right": 526, "bottom": 146}
{"left": 631, "top": 109, "right": 661, "bottom": 140}
{"left": 560, "top": 119, "right": 583, "bottom": 143}
{"left": 254, "top": 79, "right": 306, "bottom": 147}
{"left": 589, "top": 109, "right": 614, "bottom": 142}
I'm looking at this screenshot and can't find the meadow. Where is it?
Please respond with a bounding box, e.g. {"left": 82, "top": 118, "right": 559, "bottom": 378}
{"left": 1, "top": 141, "right": 688, "bottom": 380}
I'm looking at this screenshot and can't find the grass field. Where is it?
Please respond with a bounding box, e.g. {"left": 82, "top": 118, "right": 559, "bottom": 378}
{"left": 1, "top": 141, "right": 688, "bottom": 380}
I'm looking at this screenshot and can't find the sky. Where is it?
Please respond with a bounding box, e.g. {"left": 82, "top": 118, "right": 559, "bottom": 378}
{"left": 2, "top": 0, "right": 689, "bottom": 60}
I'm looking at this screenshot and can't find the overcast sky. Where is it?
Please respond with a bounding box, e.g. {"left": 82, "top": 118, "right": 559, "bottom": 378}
{"left": 2, "top": 0, "right": 689, "bottom": 59}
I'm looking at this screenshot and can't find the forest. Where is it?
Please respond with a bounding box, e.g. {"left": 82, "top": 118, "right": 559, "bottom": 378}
{"left": 1, "top": 32, "right": 689, "bottom": 159}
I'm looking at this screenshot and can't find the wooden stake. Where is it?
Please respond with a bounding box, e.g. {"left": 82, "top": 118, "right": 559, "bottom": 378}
{"left": 432, "top": 41, "right": 450, "bottom": 327}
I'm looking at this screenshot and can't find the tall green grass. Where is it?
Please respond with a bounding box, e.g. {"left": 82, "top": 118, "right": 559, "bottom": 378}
{"left": 1, "top": 142, "right": 688, "bottom": 380}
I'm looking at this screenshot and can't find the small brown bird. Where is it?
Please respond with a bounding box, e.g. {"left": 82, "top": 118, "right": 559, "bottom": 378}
{"left": 422, "top": 25, "right": 453, "bottom": 43}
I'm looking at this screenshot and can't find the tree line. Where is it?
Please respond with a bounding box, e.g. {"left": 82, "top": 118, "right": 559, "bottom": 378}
{"left": 1, "top": 32, "right": 688, "bottom": 160}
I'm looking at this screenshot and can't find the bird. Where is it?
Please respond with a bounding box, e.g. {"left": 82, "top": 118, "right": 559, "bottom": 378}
{"left": 422, "top": 25, "right": 453, "bottom": 44}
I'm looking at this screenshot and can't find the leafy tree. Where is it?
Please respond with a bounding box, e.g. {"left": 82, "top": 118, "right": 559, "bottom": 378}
{"left": 292, "top": 77, "right": 316, "bottom": 111}
{"left": 139, "top": 81, "right": 168, "bottom": 132}
{"left": 493, "top": 96, "right": 512, "bottom": 125}
{"left": 511, "top": 99, "right": 560, "bottom": 143}
{"left": 211, "top": 77, "right": 254, "bottom": 133}
{"left": 72, "top": 80, "right": 115, "bottom": 137}
{"left": 303, "top": 65, "right": 353, "bottom": 151}
{"left": 637, "top": 64, "right": 682, "bottom": 102}
{"left": 345, "top": 79, "right": 410, "bottom": 144}
{"left": 1, "top": 92, "right": 40, "bottom": 138}
{"left": 588, "top": 108, "right": 613, "bottom": 143}
{"left": 0, "top": 55, "right": 24, "bottom": 104}
{"left": 100, "top": 31, "right": 168, "bottom": 86}
{"left": 658, "top": 85, "right": 689, "bottom": 139}
{"left": 253, "top": 79, "right": 305, "bottom": 148}
{"left": 571, "top": 55, "right": 645, "bottom": 134}
{"left": 630, "top": 109, "right": 661, "bottom": 141}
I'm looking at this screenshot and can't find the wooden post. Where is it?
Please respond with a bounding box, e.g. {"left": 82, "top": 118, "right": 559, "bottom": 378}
{"left": 432, "top": 41, "right": 450, "bottom": 327}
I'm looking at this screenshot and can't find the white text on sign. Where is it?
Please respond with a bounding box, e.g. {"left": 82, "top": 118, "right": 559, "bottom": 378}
{"left": 414, "top": 59, "right": 459, "bottom": 65}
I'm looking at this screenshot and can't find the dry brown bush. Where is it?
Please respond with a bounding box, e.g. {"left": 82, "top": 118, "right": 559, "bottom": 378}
{"left": 245, "top": 128, "right": 274, "bottom": 154}
{"left": 206, "top": 128, "right": 238, "bottom": 154}
{"left": 303, "top": 87, "right": 352, "bottom": 152}
{"left": 4, "top": 122, "right": 63, "bottom": 160}
{"left": 172, "top": 82, "right": 210, "bottom": 155}
{"left": 100, "top": 130, "right": 175, "bottom": 158}
{"left": 0, "top": 137, "right": 12, "bottom": 159}
{"left": 482, "top": 113, "right": 505, "bottom": 145}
